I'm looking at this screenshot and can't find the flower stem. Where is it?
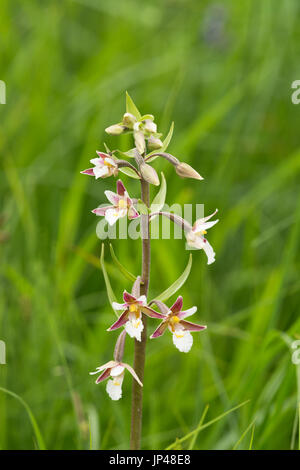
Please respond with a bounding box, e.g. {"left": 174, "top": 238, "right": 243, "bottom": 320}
{"left": 130, "top": 178, "right": 150, "bottom": 450}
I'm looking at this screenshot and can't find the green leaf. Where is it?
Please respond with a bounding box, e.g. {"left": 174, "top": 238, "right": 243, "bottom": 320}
{"left": 109, "top": 244, "right": 137, "bottom": 283}
{"left": 0, "top": 387, "right": 46, "bottom": 450}
{"left": 115, "top": 148, "right": 136, "bottom": 159}
{"left": 146, "top": 122, "right": 174, "bottom": 161}
{"left": 150, "top": 172, "right": 166, "bottom": 217}
{"left": 100, "top": 243, "right": 118, "bottom": 316}
{"left": 119, "top": 167, "right": 140, "bottom": 179}
{"left": 154, "top": 254, "right": 192, "bottom": 302}
{"left": 126, "top": 91, "right": 141, "bottom": 120}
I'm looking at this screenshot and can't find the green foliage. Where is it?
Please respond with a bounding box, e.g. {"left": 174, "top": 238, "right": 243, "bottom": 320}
{"left": 126, "top": 91, "right": 142, "bottom": 120}
{"left": 109, "top": 244, "right": 137, "bottom": 283}
{"left": 153, "top": 254, "right": 193, "bottom": 303}
{"left": 1, "top": 0, "right": 300, "bottom": 450}
{"left": 150, "top": 172, "right": 167, "bottom": 216}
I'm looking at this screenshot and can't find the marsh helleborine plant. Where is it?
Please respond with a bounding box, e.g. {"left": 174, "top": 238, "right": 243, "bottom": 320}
{"left": 81, "top": 92, "right": 219, "bottom": 450}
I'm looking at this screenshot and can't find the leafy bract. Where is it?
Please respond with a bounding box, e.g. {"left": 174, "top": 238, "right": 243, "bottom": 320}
{"left": 154, "top": 254, "right": 192, "bottom": 302}
{"left": 150, "top": 172, "right": 166, "bottom": 218}
{"left": 109, "top": 244, "right": 137, "bottom": 283}
{"left": 100, "top": 243, "right": 118, "bottom": 316}
{"left": 126, "top": 91, "right": 141, "bottom": 120}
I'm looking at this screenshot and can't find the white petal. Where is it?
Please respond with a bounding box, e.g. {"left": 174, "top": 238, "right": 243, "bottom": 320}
{"left": 202, "top": 239, "right": 216, "bottom": 265}
{"left": 112, "top": 302, "right": 127, "bottom": 310}
{"left": 105, "top": 208, "right": 122, "bottom": 226}
{"left": 137, "top": 295, "right": 147, "bottom": 305}
{"left": 194, "top": 219, "right": 219, "bottom": 233}
{"left": 185, "top": 231, "right": 204, "bottom": 249}
{"left": 106, "top": 377, "right": 123, "bottom": 401}
{"left": 104, "top": 190, "right": 119, "bottom": 205}
{"left": 105, "top": 157, "right": 117, "bottom": 167}
{"left": 89, "top": 360, "right": 116, "bottom": 374}
{"left": 194, "top": 209, "right": 218, "bottom": 226}
{"left": 110, "top": 365, "right": 125, "bottom": 377}
{"left": 180, "top": 306, "right": 197, "bottom": 318}
{"left": 172, "top": 330, "right": 193, "bottom": 353}
{"left": 125, "top": 317, "right": 144, "bottom": 341}
{"left": 90, "top": 158, "right": 103, "bottom": 165}
{"left": 93, "top": 166, "right": 109, "bottom": 179}
{"left": 89, "top": 370, "right": 100, "bottom": 375}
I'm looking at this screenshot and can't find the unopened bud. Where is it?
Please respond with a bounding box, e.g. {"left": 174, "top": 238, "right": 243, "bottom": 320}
{"left": 144, "top": 119, "right": 157, "bottom": 134}
{"left": 140, "top": 162, "right": 160, "bottom": 186}
{"left": 147, "top": 135, "right": 163, "bottom": 150}
{"left": 114, "top": 331, "right": 126, "bottom": 363}
{"left": 105, "top": 124, "right": 125, "bottom": 135}
{"left": 122, "top": 112, "right": 136, "bottom": 128}
{"left": 134, "top": 130, "right": 146, "bottom": 154}
{"left": 175, "top": 162, "right": 203, "bottom": 180}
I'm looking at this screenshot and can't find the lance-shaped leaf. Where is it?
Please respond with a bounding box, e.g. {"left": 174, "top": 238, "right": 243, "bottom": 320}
{"left": 150, "top": 172, "right": 166, "bottom": 219}
{"left": 109, "top": 244, "right": 137, "bottom": 283}
{"left": 146, "top": 122, "right": 174, "bottom": 162}
{"left": 115, "top": 159, "right": 141, "bottom": 179}
{"left": 154, "top": 254, "right": 193, "bottom": 302}
{"left": 126, "top": 91, "right": 141, "bottom": 120}
{"left": 118, "top": 167, "right": 141, "bottom": 179}
{"left": 100, "top": 243, "right": 118, "bottom": 317}
{"left": 115, "top": 148, "right": 137, "bottom": 159}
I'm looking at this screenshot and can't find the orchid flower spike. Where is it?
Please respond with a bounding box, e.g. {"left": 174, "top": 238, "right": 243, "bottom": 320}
{"left": 90, "top": 360, "right": 142, "bottom": 401}
{"left": 92, "top": 179, "right": 139, "bottom": 226}
{"left": 150, "top": 296, "right": 206, "bottom": 353}
{"left": 108, "top": 277, "right": 164, "bottom": 341}
{"left": 81, "top": 151, "right": 118, "bottom": 179}
{"left": 185, "top": 209, "right": 219, "bottom": 265}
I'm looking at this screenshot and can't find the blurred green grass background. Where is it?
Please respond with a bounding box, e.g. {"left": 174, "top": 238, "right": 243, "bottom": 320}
{"left": 1, "top": 0, "right": 300, "bottom": 450}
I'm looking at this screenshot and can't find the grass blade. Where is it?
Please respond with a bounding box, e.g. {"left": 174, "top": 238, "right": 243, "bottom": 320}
{"left": 166, "top": 400, "right": 250, "bottom": 450}
{"left": 188, "top": 404, "right": 209, "bottom": 450}
{"left": 0, "top": 387, "right": 46, "bottom": 450}
{"left": 232, "top": 418, "right": 256, "bottom": 450}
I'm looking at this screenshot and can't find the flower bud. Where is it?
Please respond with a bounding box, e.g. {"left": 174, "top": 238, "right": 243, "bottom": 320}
{"left": 134, "top": 130, "right": 146, "bottom": 154}
{"left": 114, "top": 331, "right": 127, "bottom": 363}
{"left": 105, "top": 124, "right": 125, "bottom": 135}
{"left": 144, "top": 119, "right": 157, "bottom": 134}
{"left": 122, "top": 112, "right": 136, "bottom": 128}
{"left": 147, "top": 135, "right": 163, "bottom": 150}
{"left": 175, "top": 162, "right": 203, "bottom": 180}
{"left": 140, "top": 162, "right": 160, "bottom": 186}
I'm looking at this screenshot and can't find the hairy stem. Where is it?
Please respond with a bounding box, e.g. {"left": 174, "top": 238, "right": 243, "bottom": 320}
{"left": 130, "top": 178, "right": 150, "bottom": 450}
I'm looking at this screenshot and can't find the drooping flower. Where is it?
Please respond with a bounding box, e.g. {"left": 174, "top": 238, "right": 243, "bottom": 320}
{"left": 92, "top": 179, "right": 139, "bottom": 226}
{"left": 150, "top": 296, "right": 206, "bottom": 353}
{"left": 81, "top": 151, "right": 118, "bottom": 179}
{"left": 185, "top": 209, "right": 219, "bottom": 265}
{"left": 108, "top": 277, "right": 164, "bottom": 341}
{"left": 90, "top": 360, "right": 142, "bottom": 401}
